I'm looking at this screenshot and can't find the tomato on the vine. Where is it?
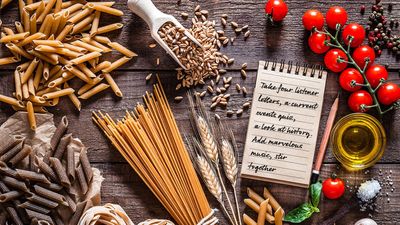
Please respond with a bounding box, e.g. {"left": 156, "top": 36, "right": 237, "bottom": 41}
{"left": 325, "top": 6, "right": 348, "bottom": 30}
{"left": 377, "top": 82, "right": 400, "bottom": 105}
{"left": 339, "top": 68, "right": 364, "bottom": 92}
{"left": 352, "top": 45, "right": 375, "bottom": 69}
{"left": 324, "top": 49, "right": 348, "bottom": 72}
{"left": 365, "top": 64, "right": 388, "bottom": 88}
{"left": 348, "top": 90, "right": 373, "bottom": 112}
{"left": 342, "top": 23, "right": 365, "bottom": 47}
{"left": 308, "top": 32, "right": 330, "bottom": 54}
{"left": 322, "top": 175, "right": 345, "bottom": 200}
{"left": 302, "top": 9, "right": 324, "bottom": 31}
{"left": 265, "top": 0, "right": 288, "bottom": 22}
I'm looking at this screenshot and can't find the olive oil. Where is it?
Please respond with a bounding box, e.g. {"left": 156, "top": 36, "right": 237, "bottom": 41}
{"left": 331, "top": 113, "right": 386, "bottom": 171}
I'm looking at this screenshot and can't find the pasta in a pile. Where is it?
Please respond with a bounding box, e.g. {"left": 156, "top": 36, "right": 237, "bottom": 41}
{"left": 0, "top": 0, "right": 137, "bottom": 130}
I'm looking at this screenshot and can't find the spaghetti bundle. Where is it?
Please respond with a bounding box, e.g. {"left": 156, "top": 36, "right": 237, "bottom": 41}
{"left": 93, "top": 83, "right": 217, "bottom": 225}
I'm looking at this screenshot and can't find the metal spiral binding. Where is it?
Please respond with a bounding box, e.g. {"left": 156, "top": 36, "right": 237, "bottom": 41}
{"left": 263, "top": 60, "right": 325, "bottom": 79}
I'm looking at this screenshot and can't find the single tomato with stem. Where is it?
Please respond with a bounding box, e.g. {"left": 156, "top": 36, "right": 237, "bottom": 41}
{"left": 265, "top": 0, "right": 288, "bottom": 22}
{"left": 352, "top": 45, "right": 375, "bottom": 69}
{"left": 302, "top": 9, "right": 324, "bottom": 31}
{"left": 326, "top": 6, "right": 348, "bottom": 30}
{"left": 377, "top": 82, "right": 400, "bottom": 105}
{"left": 348, "top": 90, "right": 373, "bottom": 112}
{"left": 308, "top": 32, "right": 330, "bottom": 54}
{"left": 324, "top": 49, "right": 348, "bottom": 72}
{"left": 365, "top": 64, "right": 388, "bottom": 88}
{"left": 339, "top": 68, "right": 364, "bottom": 92}
{"left": 342, "top": 23, "right": 365, "bottom": 47}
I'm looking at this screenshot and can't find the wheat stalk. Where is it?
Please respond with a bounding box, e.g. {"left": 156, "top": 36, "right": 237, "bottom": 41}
{"left": 197, "top": 116, "right": 219, "bottom": 163}
{"left": 220, "top": 138, "right": 238, "bottom": 185}
{"left": 197, "top": 155, "right": 222, "bottom": 201}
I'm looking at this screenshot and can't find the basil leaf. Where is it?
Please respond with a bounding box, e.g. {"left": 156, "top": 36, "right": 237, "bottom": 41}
{"left": 310, "top": 181, "right": 322, "bottom": 207}
{"left": 283, "top": 203, "right": 315, "bottom": 223}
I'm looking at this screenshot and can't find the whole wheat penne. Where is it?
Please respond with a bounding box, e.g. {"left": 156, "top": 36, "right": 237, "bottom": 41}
{"left": 64, "top": 65, "right": 92, "bottom": 83}
{"left": 18, "top": 202, "right": 51, "bottom": 215}
{"left": 64, "top": 43, "right": 87, "bottom": 53}
{"left": 27, "top": 101, "right": 36, "bottom": 130}
{"left": 35, "top": 157, "right": 58, "bottom": 182}
{"left": 90, "top": 61, "right": 110, "bottom": 73}
{"left": 0, "top": 94, "right": 24, "bottom": 107}
{"left": 69, "top": 201, "right": 88, "bottom": 225}
{"left": 0, "top": 57, "right": 20, "bottom": 66}
{"left": 78, "top": 74, "right": 104, "bottom": 95}
{"left": 0, "top": 140, "right": 24, "bottom": 163}
{"left": 104, "top": 73, "right": 122, "bottom": 97}
{"left": 6, "top": 43, "right": 34, "bottom": 59}
{"left": 17, "top": 32, "right": 46, "bottom": 47}
{"left": 102, "top": 56, "right": 131, "bottom": 73}
{"left": 21, "top": 58, "right": 40, "bottom": 83}
{"left": 50, "top": 116, "right": 68, "bottom": 151}
{"left": 82, "top": 37, "right": 111, "bottom": 52}
{"left": 30, "top": 13, "right": 37, "bottom": 34}
{"left": 70, "top": 51, "right": 101, "bottom": 65}
{"left": 28, "top": 77, "right": 35, "bottom": 96}
{"left": 0, "top": 161, "right": 19, "bottom": 177}
{"left": 0, "top": 134, "right": 23, "bottom": 156}
{"left": 22, "top": 8, "right": 30, "bottom": 32}
{"left": 2, "top": 175, "right": 29, "bottom": 192}
{"left": 17, "top": 61, "right": 31, "bottom": 71}
{"left": 0, "top": 32, "right": 29, "bottom": 43}
{"left": 22, "top": 82, "right": 29, "bottom": 99}
{"left": 16, "top": 168, "right": 50, "bottom": 184}
{"left": 96, "top": 23, "right": 123, "bottom": 34}
{"left": 49, "top": 157, "right": 71, "bottom": 187}
{"left": 90, "top": 11, "right": 101, "bottom": 37}
{"left": 5, "top": 207, "right": 23, "bottom": 225}
{"left": 63, "top": 2, "right": 83, "bottom": 14}
{"left": 75, "top": 164, "right": 88, "bottom": 194}
{"left": 14, "top": 71, "right": 23, "bottom": 101}
{"left": 34, "top": 185, "right": 67, "bottom": 204}
{"left": 53, "top": 133, "right": 72, "bottom": 159}
{"left": 93, "top": 35, "right": 111, "bottom": 44}
{"left": 77, "top": 63, "right": 96, "bottom": 78}
{"left": 56, "top": 24, "right": 73, "bottom": 41}
{"left": 71, "top": 40, "right": 103, "bottom": 52}
{"left": 27, "top": 193, "right": 59, "bottom": 208}
{"left": 68, "top": 7, "right": 92, "bottom": 24}
{"left": 18, "top": 0, "right": 25, "bottom": 18}
{"left": 42, "top": 88, "right": 74, "bottom": 99}
{"left": 90, "top": 4, "right": 123, "bottom": 16}
{"left": 71, "top": 14, "right": 95, "bottom": 34}
{"left": 108, "top": 42, "right": 137, "bottom": 57}
{"left": 0, "top": 0, "right": 13, "bottom": 9}
{"left": 0, "top": 191, "right": 22, "bottom": 202}
{"left": 26, "top": 209, "right": 55, "bottom": 223}
{"left": 37, "top": 0, "right": 56, "bottom": 23}
{"left": 64, "top": 83, "right": 81, "bottom": 111}
{"left": 79, "top": 83, "right": 109, "bottom": 99}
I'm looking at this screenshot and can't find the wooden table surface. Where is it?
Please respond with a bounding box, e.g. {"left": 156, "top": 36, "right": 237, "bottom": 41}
{"left": 1, "top": 0, "right": 400, "bottom": 224}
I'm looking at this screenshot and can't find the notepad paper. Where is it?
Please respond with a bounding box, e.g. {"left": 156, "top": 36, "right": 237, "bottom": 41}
{"left": 240, "top": 61, "right": 327, "bottom": 188}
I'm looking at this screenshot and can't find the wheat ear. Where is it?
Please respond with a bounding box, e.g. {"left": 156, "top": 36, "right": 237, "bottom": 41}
{"left": 197, "top": 116, "right": 219, "bottom": 163}
{"left": 220, "top": 138, "right": 238, "bottom": 185}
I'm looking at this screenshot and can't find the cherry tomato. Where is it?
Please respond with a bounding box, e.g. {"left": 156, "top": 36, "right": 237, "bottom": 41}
{"left": 326, "top": 6, "right": 348, "bottom": 30}
{"left": 322, "top": 176, "right": 345, "bottom": 200}
{"left": 365, "top": 64, "right": 389, "bottom": 88}
{"left": 352, "top": 45, "right": 375, "bottom": 69}
{"left": 377, "top": 82, "right": 400, "bottom": 105}
{"left": 339, "top": 68, "right": 364, "bottom": 92}
{"left": 342, "top": 23, "right": 365, "bottom": 47}
{"left": 348, "top": 90, "right": 373, "bottom": 112}
{"left": 308, "top": 32, "right": 330, "bottom": 54}
{"left": 265, "top": 0, "right": 288, "bottom": 22}
{"left": 324, "top": 49, "right": 348, "bottom": 72}
{"left": 302, "top": 9, "right": 324, "bottom": 31}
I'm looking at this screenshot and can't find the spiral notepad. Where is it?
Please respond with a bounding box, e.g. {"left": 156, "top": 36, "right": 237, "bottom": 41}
{"left": 241, "top": 60, "right": 327, "bottom": 188}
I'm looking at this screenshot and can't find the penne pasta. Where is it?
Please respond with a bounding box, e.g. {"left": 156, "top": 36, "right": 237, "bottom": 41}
{"left": 90, "top": 11, "right": 101, "bottom": 37}
{"left": 22, "top": 8, "right": 30, "bottom": 33}
{"left": 36, "top": 1, "right": 46, "bottom": 16}
{"left": 27, "top": 101, "right": 37, "bottom": 130}
{"left": 64, "top": 43, "right": 87, "bottom": 53}
{"left": 17, "top": 62, "right": 31, "bottom": 71}
{"left": 104, "top": 73, "right": 122, "bottom": 97}
{"left": 27, "top": 193, "right": 59, "bottom": 208}
{"left": 77, "top": 74, "right": 104, "bottom": 95}
{"left": 33, "top": 40, "right": 64, "bottom": 47}
{"left": 108, "top": 42, "right": 138, "bottom": 57}
{"left": 0, "top": 94, "right": 24, "bottom": 107}
{"left": 6, "top": 43, "right": 34, "bottom": 59}
{"left": 25, "top": 208, "right": 55, "bottom": 223}
{"left": 90, "top": 61, "right": 111, "bottom": 73}
{"left": 102, "top": 56, "right": 131, "bottom": 73}
{"left": 0, "top": 32, "right": 30, "bottom": 43}
{"left": 63, "top": 2, "right": 83, "bottom": 14}
{"left": 50, "top": 116, "right": 68, "bottom": 151}
{"left": 34, "top": 185, "right": 67, "bottom": 204}
{"left": 48, "top": 74, "right": 73, "bottom": 88}
{"left": 71, "top": 40, "right": 103, "bottom": 52}
{"left": 18, "top": 0, "right": 25, "bottom": 19}
{"left": 61, "top": 1, "right": 73, "bottom": 9}
{"left": 17, "top": 32, "right": 46, "bottom": 47}
{"left": 75, "top": 164, "right": 88, "bottom": 194}
{"left": 77, "top": 63, "right": 96, "bottom": 78}
{"left": 28, "top": 76, "right": 35, "bottom": 96}
{"left": 30, "top": 13, "right": 37, "bottom": 34}
{"left": 37, "top": 0, "right": 57, "bottom": 23}
{"left": 66, "top": 146, "right": 75, "bottom": 181}
{"left": 35, "top": 156, "right": 59, "bottom": 183}
{"left": 43, "top": 62, "right": 50, "bottom": 80}
{"left": 27, "top": 49, "right": 58, "bottom": 65}
{"left": 67, "top": 8, "right": 92, "bottom": 24}
{"left": 0, "top": 57, "right": 20, "bottom": 66}
{"left": 52, "top": 133, "right": 72, "bottom": 159}
{"left": 64, "top": 65, "right": 92, "bottom": 83}
{"left": 0, "top": 139, "right": 23, "bottom": 163}
{"left": 14, "top": 71, "right": 23, "bottom": 101}
{"left": 64, "top": 83, "right": 81, "bottom": 111}
{"left": 0, "top": 190, "right": 22, "bottom": 202}
{"left": 90, "top": 4, "right": 123, "bottom": 16}
{"left": 2, "top": 176, "right": 29, "bottom": 192}
{"left": 79, "top": 83, "right": 109, "bottom": 99}
{"left": 96, "top": 23, "right": 123, "bottom": 35}
{"left": 81, "top": 37, "right": 111, "bottom": 52}
{"left": 18, "top": 202, "right": 51, "bottom": 215}
{"left": 21, "top": 58, "right": 40, "bottom": 83}
{"left": 54, "top": 0, "right": 62, "bottom": 13}
{"left": 12, "top": 105, "right": 48, "bottom": 113}
{"left": 56, "top": 24, "right": 73, "bottom": 41}
{"left": 93, "top": 35, "right": 111, "bottom": 44}
{"left": 49, "top": 157, "right": 71, "bottom": 187}
{"left": 70, "top": 51, "right": 101, "bottom": 65}
{"left": 28, "top": 95, "right": 46, "bottom": 104}
{"left": 71, "top": 14, "right": 95, "bottom": 34}
{"left": 22, "top": 82, "right": 30, "bottom": 99}
{"left": 24, "top": 1, "right": 43, "bottom": 11}
{"left": 42, "top": 88, "right": 75, "bottom": 99}
{"left": 15, "top": 168, "right": 50, "bottom": 184}
{"left": 0, "top": 0, "right": 13, "bottom": 9}
{"left": 57, "top": 10, "right": 70, "bottom": 34}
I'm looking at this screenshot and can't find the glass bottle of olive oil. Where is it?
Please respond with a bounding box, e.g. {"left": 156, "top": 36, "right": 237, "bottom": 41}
{"left": 331, "top": 113, "right": 386, "bottom": 171}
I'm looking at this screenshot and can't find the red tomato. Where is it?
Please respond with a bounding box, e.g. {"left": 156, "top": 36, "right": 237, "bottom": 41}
{"left": 348, "top": 90, "right": 373, "bottom": 112}
{"left": 322, "top": 176, "right": 345, "bottom": 200}
{"left": 377, "top": 82, "right": 400, "bottom": 105}
{"left": 308, "top": 32, "right": 330, "bottom": 54}
{"left": 339, "top": 68, "right": 364, "bottom": 92}
{"left": 342, "top": 23, "right": 365, "bottom": 47}
{"left": 352, "top": 45, "right": 375, "bottom": 69}
{"left": 302, "top": 9, "right": 324, "bottom": 31}
{"left": 365, "top": 64, "right": 388, "bottom": 88}
{"left": 324, "top": 49, "right": 348, "bottom": 72}
{"left": 326, "top": 6, "right": 348, "bottom": 30}
{"left": 265, "top": 0, "right": 288, "bottom": 22}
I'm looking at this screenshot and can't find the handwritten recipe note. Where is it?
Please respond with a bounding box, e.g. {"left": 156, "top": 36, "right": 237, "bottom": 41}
{"left": 241, "top": 61, "right": 327, "bottom": 188}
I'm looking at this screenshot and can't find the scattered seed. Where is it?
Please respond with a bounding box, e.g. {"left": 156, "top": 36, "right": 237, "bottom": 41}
{"left": 219, "top": 69, "right": 227, "bottom": 74}
{"left": 242, "top": 25, "right": 249, "bottom": 30}
{"left": 242, "top": 86, "right": 247, "bottom": 96}
{"left": 227, "top": 58, "right": 234, "bottom": 64}
{"left": 216, "top": 87, "right": 221, "bottom": 94}
{"left": 241, "top": 63, "right": 247, "bottom": 69}
{"left": 220, "top": 87, "right": 226, "bottom": 93}
{"left": 221, "top": 18, "right": 227, "bottom": 26}
{"left": 244, "top": 30, "right": 250, "bottom": 38}
{"left": 148, "top": 43, "right": 157, "bottom": 48}
{"left": 145, "top": 73, "right": 152, "bottom": 81}
{"left": 176, "top": 83, "right": 181, "bottom": 90}
{"left": 230, "top": 37, "right": 235, "bottom": 44}
{"left": 175, "top": 96, "right": 183, "bottom": 101}
{"left": 243, "top": 102, "right": 251, "bottom": 108}
{"left": 221, "top": 14, "right": 228, "bottom": 19}
{"left": 215, "top": 96, "right": 221, "bottom": 104}
{"left": 236, "top": 109, "right": 243, "bottom": 115}
{"left": 200, "top": 91, "right": 206, "bottom": 97}
{"left": 217, "top": 30, "right": 225, "bottom": 36}
{"left": 199, "top": 79, "right": 205, "bottom": 85}
{"left": 194, "top": 5, "right": 201, "bottom": 11}
{"left": 200, "top": 10, "right": 208, "bottom": 15}
{"left": 236, "top": 83, "right": 241, "bottom": 91}
{"left": 201, "top": 15, "right": 207, "bottom": 21}
{"left": 156, "top": 58, "right": 160, "bottom": 65}
{"left": 207, "top": 85, "right": 214, "bottom": 93}
{"left": 225, "top": 76, "right": 232, "bottom": 83}
{"left": 181, "top": 12, "right": 189, "bottom": 19}
{"left": 220, "top": 102, "right": 227, "bottom": 107}
{"left": 231, "top": 21, "right": 238, "bottom": 28}
{"left": 224, "top": 94, "right": 231, "bottom": 99}
{"left": 235, "top": 28, "right": 242, "bottom": 33}
{"left": 223, "top": 39, "right": 229, "bottom": 45}
{"left": 227, "top": 110, "right": 234, "bottom": 116}
{"left": 210, "top": 80, "right": 215, "bottom": 87}
{"left": 215, "top": 75, "right": 221, "bottom": 84}
{"left": 241, "top": 69, "right": 247, "bottom": 79}
{"left": 224, "top": 84, "right": 230, "bottom": 89}
{"left": 210, "top": 102, "right": 218, "bottom": 109}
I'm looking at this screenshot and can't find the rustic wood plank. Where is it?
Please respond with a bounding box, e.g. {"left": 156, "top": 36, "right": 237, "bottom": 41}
{"left": 1, "top": 0, "right": 400, "bottom": 70}
{"left": 97, "top": 162, "right": 400, "bottom": 225}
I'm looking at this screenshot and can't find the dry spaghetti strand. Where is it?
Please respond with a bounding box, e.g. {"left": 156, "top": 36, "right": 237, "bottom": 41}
{"left": 93, "top": 82, "right": 213, "bottom": 225}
